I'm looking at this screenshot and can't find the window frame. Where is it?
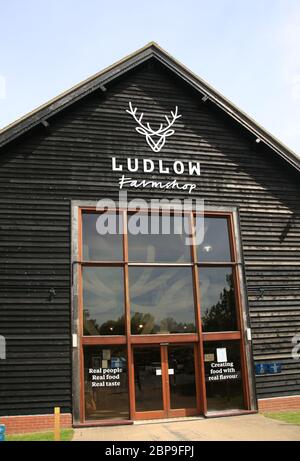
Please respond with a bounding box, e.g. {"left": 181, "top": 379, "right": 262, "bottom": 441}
{"left": 71, "top": 201, "right": 257, "bottom": 424}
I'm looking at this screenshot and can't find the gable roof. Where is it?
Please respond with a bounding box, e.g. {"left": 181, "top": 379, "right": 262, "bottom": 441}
{"left": 0, "top": 41, "right": 299, "bottom": 173}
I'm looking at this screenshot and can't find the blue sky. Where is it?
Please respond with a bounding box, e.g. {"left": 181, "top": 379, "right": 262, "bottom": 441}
{"left": 1, "top": 0, "right": 299, "bottom": 155}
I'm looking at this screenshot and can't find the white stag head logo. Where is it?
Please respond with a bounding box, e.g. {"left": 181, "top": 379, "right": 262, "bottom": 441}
{"left": 126, "top": 101, "right": 182, "bottom": 152}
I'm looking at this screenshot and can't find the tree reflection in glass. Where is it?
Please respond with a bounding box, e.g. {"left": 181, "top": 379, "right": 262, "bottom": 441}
{"left": 199, "top": 267, "right": 237, "bottom": 332}
{"left": 129, "top": 267, "right": 196, "bottom": 334}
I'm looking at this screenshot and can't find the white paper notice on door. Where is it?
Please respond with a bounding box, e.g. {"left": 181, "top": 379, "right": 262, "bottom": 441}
{"left": 216, "top": 348, "right": 227, "bottom": 363}
{"left": 103, "top": 349, "right": 111, "bottom": 360}
{"left": 156, "top": 369, "right": 162, "bottom": 376}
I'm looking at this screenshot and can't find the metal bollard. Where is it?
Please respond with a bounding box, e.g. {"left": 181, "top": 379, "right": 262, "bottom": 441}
{"left": 0, "top": 424, "right": 5, "bottom": 442}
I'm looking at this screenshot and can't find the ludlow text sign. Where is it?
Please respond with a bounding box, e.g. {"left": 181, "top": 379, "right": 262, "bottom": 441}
{"left": 111, "top": 157, "right": 201, "bottom": 194}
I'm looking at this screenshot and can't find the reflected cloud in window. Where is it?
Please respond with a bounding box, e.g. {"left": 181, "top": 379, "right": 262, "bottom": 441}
{"left": 129, "top": 267, "right": 196, "bottom": 334}
{"left": 128, "top": 214, "right": 192, "bottom": 263}
{"left": 196, "top": 217, "right": 231, "bottom": 262}
{"left": 83, "top": 267, "right": 125, "bottom": 335}
{"left": 82, "top": 212, "right": 123, "bottom": 261}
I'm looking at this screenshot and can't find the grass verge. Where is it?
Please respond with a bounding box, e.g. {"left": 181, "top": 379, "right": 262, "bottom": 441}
{"left": 5, "top": 429, "right": 74, "bottom": 441}
{"left": 264, "top": 411, "right": 300, "bottom": 426}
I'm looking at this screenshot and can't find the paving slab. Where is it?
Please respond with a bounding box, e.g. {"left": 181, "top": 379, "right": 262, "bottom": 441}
{"left": 73, "top": 414, "right": 300, "bottom": 441}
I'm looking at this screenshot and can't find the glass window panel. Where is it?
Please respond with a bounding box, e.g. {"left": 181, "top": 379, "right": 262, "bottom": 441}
{"left": 133, "top": 347, "right": 163, "bottom": 412}
{"left": 199, "top": 267, "right": 237, "bottom": 332}
{"left": 204, "top": 341, "right": 244, "bottom": 412}
{"left": 128, "top": 213, "right": 192, "bottom": 262}
{"left": 129, "top": 267, "right": 196, "bottom": 334}
{"left": 84, "top": 346, "right": 129, "bottom": 420}
{"left": 83, "top": 267, "right": 125, "bottom": 335}
{"left": 168, "top": 345, "right": 197, "bottom": 410}
{"left": 196, "top": 216, "right": 231, "bottom": 262}
{"left": 82, "top": 212, "right": 123, "bottom": 261}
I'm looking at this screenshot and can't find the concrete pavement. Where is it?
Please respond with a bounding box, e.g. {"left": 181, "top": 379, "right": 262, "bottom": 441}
{"left": 73, "top": 414, "right": 300, "bottom": 441}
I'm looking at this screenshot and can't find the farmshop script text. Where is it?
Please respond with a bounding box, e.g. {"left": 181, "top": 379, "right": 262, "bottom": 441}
{"left": 112, "top": 156, "right": 201, "bottom": 194}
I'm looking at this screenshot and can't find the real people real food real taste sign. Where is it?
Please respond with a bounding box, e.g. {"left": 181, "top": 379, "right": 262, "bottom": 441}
{"left": 88, "top": 366, "right": 123, "bottom": 388}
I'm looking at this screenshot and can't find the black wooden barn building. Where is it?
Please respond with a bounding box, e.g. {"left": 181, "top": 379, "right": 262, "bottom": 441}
{"left": 0, "top": 43, "right": 299, "bottom": 432}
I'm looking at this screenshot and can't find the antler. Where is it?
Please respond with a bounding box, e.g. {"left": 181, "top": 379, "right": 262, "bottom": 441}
{"left": 126, "top": 102, "right": 152, "bottom": 134}
{"left": 162, "top": 106, "right": 182, "bottom": 134}
{"left": 126, "top": 102, "right": 181, "bottom": 135}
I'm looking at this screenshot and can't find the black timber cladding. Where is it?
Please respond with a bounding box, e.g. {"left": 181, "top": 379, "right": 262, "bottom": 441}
{"left": 0, "top": 58, "right": 300, "bottom": 415}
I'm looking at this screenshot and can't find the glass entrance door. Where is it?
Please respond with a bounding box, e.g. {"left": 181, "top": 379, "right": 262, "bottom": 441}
{"left": 133, "top": 344, "right": 199, "bottom": 419}
{"left": 133, "top": 346, "right": 165, "bottom": 418}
